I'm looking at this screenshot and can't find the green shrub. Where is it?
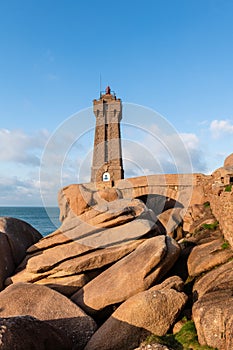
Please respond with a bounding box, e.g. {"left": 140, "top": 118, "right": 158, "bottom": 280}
{"left": 145, "top": 334, "right": 182, "bottom": 349}
{"left": 204, "top": 201, "right": 210, "bottom": 207}
{"left": 225, "top": 184, "right": 232, "bottom": 192}
{"left": 202, "top": 221, "right": 219, "bottom": 230}
{"left": 144, "top": 321, "right": 217, "bottom": 349}
{"left": 221, "top": 240, "right": 230, "bottom": 250}
{"left": 175, "top": 321, "right": 217, "bottom": 349}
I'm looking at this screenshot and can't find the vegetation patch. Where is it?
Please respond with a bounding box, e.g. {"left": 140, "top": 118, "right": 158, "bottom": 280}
{"left": 144, "top": 321, "right": 217, "bottom": 350}
{"left": 204, "top": 201, "right": 210, "bottom": 208}
{"left": 221, "top": 240, "right": 230, "bottom": 250}
{"left": 201, "top": 221, "right": 219, "bottom": 230}
{"left": 225, "top": 184, "right": 232, "bottom": 192}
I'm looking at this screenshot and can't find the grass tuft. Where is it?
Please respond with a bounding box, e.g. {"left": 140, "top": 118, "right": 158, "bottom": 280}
{"left": 225, "top": 184, "right": 232, "bottom": 192}
{"left": 221, "top": 240, "right": 230, "bottom": 250}
{"left": 201, "top": 221, "right": 219, "bottom": 230}
{"left": 144, "top": 321, "right": 217, "bottom": 350}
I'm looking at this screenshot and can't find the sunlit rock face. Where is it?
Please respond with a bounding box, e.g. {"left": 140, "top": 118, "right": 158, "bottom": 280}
{"left": 224, "top": 153, "right": 233, "bottom": 169}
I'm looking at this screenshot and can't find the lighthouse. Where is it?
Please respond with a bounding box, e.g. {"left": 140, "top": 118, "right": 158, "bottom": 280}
{"left": 91, "top": 86, "right": 124, "bottom": 184}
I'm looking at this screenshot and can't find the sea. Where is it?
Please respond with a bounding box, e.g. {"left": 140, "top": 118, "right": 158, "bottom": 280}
{"left": 0, "top": 207, "right": 60, "bottom": 237}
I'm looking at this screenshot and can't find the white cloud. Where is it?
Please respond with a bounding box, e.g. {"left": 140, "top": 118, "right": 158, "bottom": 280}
{"left": 179, "top": 133, "right": 206, "bottom": 173}
{"left": 180, "top": 133, "right": 199, "bottom": 150}
{"left": 0, "top": 128, "right": 49, "bottom": 165}
{"left": 210, "top": 119, "right": 233, "bottom": 139}
{"left": 198, "top": 120, "right": 208, "bottom": 126}
{"left": 39, "top": 129, "right": 93, "bottom": 204}
{"left": 0, "top": 175, "right": 43, "bottom": 206}
{"left": 0, "top": 115, "right": 207, "bottom": 206}
{"left": 123, "top": 140, "right": 161, "bottom": 178}
{"left": 0, "top": 128, "right": 54, "bottom": 205}
{"left": 122, "top": 125, "right": 206, "bottom": 176}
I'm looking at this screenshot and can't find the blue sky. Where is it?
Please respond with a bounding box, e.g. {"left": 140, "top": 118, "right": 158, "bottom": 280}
{"left": 0, "top": 0, "right": 233, "bottom": 206}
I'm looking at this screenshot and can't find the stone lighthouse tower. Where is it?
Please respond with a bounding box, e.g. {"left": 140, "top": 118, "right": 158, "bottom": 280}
{"left": 91, "top": 86, "right": 124, "bottom": 183}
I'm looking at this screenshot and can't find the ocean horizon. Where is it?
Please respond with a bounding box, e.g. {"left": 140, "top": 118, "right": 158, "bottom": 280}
{"left": 0, "top": 206, "right": 60, "bottom": 237}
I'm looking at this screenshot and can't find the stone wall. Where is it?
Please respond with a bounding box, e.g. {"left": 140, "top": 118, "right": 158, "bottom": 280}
{"left": 209, "top": 189, "right": 233, "bottom": 247}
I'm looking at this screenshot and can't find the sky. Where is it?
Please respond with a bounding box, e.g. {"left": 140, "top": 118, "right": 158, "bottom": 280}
{"left": 0, "top": 0, "right": 233, "bottom": 206}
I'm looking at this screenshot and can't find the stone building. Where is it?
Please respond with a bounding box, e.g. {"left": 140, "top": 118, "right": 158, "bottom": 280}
{"left": 211, "top": 153, "right": 233, "bottom": 187}
{"left": 91, "top": 86, "right": 124, "bottom": 183}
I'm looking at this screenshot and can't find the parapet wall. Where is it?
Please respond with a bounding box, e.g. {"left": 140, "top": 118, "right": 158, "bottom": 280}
{"left": 60, "top": 165, "right": 233, "bottom": 245}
